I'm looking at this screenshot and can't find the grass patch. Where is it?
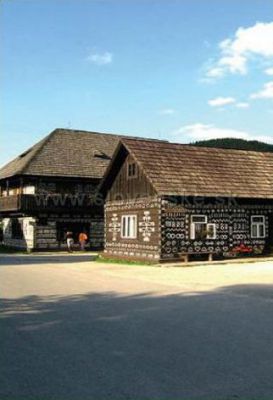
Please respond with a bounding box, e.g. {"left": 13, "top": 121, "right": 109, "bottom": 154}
{"left": 95, "top": 254, "right": 156, "bottom": 266}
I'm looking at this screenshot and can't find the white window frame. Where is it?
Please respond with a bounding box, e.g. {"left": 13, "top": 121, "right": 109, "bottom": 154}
{"left": 190, "top": 215, "right": 207, "bottom": 240}
{"left": 251, "top": 215, "right": 265, "bottom": 238}
{"left": 121, "top": 215, "right": 137, "bottom": 239}
{"left": 190, "top": 215, "right": 216, "bottom": 240}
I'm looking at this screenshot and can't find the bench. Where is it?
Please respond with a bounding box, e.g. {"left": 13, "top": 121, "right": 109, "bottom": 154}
{"left": 178, "top": 252, "right": 214, "bottom": 263}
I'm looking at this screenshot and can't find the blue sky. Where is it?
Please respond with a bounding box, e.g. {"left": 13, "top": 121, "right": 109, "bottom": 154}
{"left": 1, "top": 0, "right": 273, "bottom": 166}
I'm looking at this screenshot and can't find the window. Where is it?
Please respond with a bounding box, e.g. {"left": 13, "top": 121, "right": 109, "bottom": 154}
{"left": 207, "top": 223, "right": 216, "bottom": 239}
{"left": 56, "top": 222, "right": 90, "bottom": 243}
{"left": 93, "top": 149, "right": 110, "bottom": 160}
{"left": 190, "top": 215, "right": 216, "bottom": 240}
{"left": 121, "top": 215, "right": 137, "bottom": 239}
{"left": 19, "top": 148, "right": 32, "bottom": 158}
{"left": 251, "top": 215, "right": 265, "bottom": 238}
{"left": 127, "top": 162, "right": 138, "bottom": 178}
{"left": 191, "top": 215, "right": 207, "bottom": 224}
{"left": 23, "top": 185, "right": 35, "bottom": 194}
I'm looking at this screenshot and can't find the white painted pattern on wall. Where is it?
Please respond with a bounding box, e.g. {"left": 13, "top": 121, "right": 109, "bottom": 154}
{"left": 109, "top": 214, "right": 121, "bottom": 241}
{"left": 139, "top": 211, "right": 155, "bottom": 242}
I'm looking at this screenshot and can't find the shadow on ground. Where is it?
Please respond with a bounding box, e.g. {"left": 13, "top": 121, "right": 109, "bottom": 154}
{"left": 1, "top": 285, "right": 273, "bottom": 400}
{"left": 0, "top": 254, "right": 97, "bottom": 266}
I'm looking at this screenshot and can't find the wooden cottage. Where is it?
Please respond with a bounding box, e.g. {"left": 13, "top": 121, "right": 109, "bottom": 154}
{"left": 0, "top": 128, "right": 123, "bottom": 250}
{"left": 100, "top": 138, "right": 273, "bottom": 262}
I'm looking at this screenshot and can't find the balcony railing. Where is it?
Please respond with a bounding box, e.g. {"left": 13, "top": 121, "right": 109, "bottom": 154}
{"left": 0, "top": 194, "right": 102, "bottom": 214}
{"left": 0, "top": 195, "right": 21, "bottom": 211}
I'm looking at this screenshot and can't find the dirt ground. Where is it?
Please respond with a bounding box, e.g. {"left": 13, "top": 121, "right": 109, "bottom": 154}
{"left": 1, "top": 254, "right": 273, "bottom": 400}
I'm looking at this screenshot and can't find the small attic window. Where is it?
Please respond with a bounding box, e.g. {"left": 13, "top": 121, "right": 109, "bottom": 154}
{"left": 19, "top": 149, "right": 32, "bottom": 158}
{"left": 93, "top": 149, "right": 110, "bottom": 159}
{"left": 127, "top": 162, "right": 138, "bottom": 178}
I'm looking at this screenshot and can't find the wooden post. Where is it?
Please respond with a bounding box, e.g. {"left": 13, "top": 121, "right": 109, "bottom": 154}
{"left": 19, "top": 177, "right": 24, "bottom": 194}
{"left": 208, "top": 253, "right": 213, "bottom": 262}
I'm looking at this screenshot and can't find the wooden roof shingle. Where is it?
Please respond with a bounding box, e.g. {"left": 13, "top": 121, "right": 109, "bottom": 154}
{"left": 119, "top": 138, "right": 273, "bottom": 199}
{"left": 0, "top": 129, "right": 124, "bottom": 180}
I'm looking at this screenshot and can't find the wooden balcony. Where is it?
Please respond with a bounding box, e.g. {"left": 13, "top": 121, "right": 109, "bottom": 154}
{"left": 0, "top": 194, "right": 102, "bottom": 214}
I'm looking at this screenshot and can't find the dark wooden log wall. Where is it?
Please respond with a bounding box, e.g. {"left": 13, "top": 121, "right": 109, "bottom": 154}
{"left": 161, "top": 201, "right": 273, "bottom": 260}
{"left": 104, "top": 197, "right": 161, "bottom": 261}
{"left": 107, "top": 154, "right": 156, "bottom": 202}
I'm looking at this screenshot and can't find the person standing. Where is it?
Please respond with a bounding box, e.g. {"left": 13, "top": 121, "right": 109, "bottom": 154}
{"left": 66, "top": 231, "right": 74, "bottom": 253}
{"left": 79, "top": 231, "right": 88, "bottom": 251}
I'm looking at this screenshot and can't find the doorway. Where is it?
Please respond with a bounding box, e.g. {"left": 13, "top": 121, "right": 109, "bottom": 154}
{"left": 56, "top": 221, "right": 90, "bottom": 246}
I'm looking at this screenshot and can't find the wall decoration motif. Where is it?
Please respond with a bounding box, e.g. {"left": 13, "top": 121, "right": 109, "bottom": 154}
{"left": 109, "top": 213, "right": 121, "bottom": 241}
{"left": 161, "top": 211, "right": 187, "bottom": 257}
{"left": 105, "top": 197, "right": 161, "bottom": 259}
{"left": 139, "top": 211, "right": 155, "bottom": 242}
{"left": 106, "top": 198, "right": 272, "bottom": 261}
{"left": 105, "top": 197, "right": 160, "bottom": 212}
{"left": 161, "top": 204, "right": 270, "bottom": 259}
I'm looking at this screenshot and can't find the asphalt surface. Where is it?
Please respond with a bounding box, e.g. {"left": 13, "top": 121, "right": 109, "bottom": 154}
{"left": 1, "top": 254, "right": 273, "bottom": 400}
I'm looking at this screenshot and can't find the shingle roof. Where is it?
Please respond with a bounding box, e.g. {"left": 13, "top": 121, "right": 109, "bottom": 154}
{"left": 0, "top": 129, "right": 125, "bottom": 180}
{"left": 119, "top": 138, "right": 273, "bottom": 199}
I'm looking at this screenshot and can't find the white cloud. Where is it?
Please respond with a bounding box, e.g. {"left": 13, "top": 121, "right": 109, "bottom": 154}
{"left": 159, "top": 108, "right": 175, "bottom": 115}
{"left": 207, "top": 97, "right": 250, "bottom": 109}
{"left": 172, "top": 122, "right": 273, "bottom": 143}
{"left": 208, "top": 97, "right": 236, "bottom": 107}
{"left": 206, "top": 22, "right": 273, "bottom": 78}
{"left": 174, "top": 123, "right": 249, "bottom": 140}
{"left": 205, "top": 67, "right": 224, "bottom": 78}
{"left": 235, "top": 102, "right": 249, "bottom": 108}
{"left": 265, "top": 67, "right": 273, "bottom": 76}
{"left": 250, "top": 81, "right": 273, "bottom": 99}
{"left": 87, "top": 51, "right": 113, "bottom": 65}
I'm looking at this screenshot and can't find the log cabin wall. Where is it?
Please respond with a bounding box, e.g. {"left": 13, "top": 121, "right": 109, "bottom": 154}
{"left": 36, "top": 178, "right": 97, "bottom": 195}
{"left": 104, "top": 155, "right": 161, "bottom": 260}
{"left": 0, "top": 129, "right": 125, "bottom": 251}
{"left": 160, "top": 198, "right": 273, "bottom": 261}
{"left": 35, "top": 214, "right": 103, "bottom": 250}
{"left": 104, "top": 197, "right": 161, "bottom": 261}
{"left": 0, "top": 176, "right": 98, "bottom": 197}
{"left": 3, "top": 214, "right": 104, "bottom": 250}
{"left": 1, "top": 176, "right": 104, "bottom": 250}
{"left": 107, "top": 154, "right": 156, "bottom": 201}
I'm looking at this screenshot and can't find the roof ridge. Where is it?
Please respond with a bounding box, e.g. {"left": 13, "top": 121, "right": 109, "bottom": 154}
{"left": 122, "top": 137, "right": 273, "bottom": 156}
{"left": 55, "top": 128, "right": 168, "bottom": 142}
{"left": 55, "top": 128, "right": 123, "bottom": 137}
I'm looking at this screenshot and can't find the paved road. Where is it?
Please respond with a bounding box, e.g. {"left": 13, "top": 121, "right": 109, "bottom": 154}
{"left": 1, "top": 255, "right": 273, "bottom": 400}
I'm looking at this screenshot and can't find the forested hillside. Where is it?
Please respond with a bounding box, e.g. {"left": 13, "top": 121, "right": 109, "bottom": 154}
{"left": 192, "top": 138, "right": 273, "bottom": 152}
